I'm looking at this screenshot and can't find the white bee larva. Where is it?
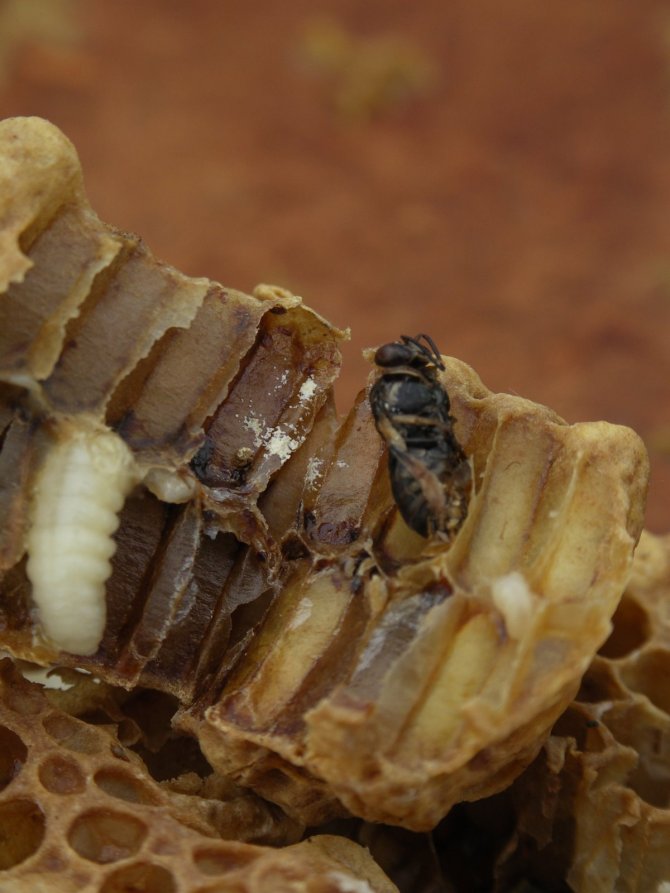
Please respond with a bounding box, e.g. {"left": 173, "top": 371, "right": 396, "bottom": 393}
{"left": 26, "top": 418, "right": 138, "bottom": 655}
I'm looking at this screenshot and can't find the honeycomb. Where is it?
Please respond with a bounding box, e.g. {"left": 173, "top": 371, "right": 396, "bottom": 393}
{"left": 186, "top": 356, "right": 648, "bottom": 829}
{"left": 290, "top": 537, "right": 670, "bottom": 893}
{"left": 0, "top": 113, "right": 652, "bottom": 884}
{"left": 487, "top": 530, "right": 670, "bottom": 892}
{"left": 0, "top": 658, "right": 397, "bottom": 892}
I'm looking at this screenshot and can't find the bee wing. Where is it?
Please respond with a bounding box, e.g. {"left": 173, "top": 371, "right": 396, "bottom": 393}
{"left": 388, "top": 444, "right": 447, "bottom": 523}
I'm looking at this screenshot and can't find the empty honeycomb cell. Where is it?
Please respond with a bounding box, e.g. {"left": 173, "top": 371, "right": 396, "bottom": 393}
{"left": 0, "top": 725, "right": 27, "bottom": 791}
{"left": 492, "top": 533, "right": 670, "bottom": 893}
{"left": 597, "top": 700, "right": 670, "bottom": 809}
{"left": 598, "top": 593, "right": 650, "bottom": 659}
{"left": 2, "top": 674, "right": 44, "bottom": 715}
{"left": 94, "top": 767, "right": 159, "bottom": 805}
{"left": 67, "top": 808, "right": 148, "bottom": 863}
{"left": 99, "top": 862, "right": 177, "bottom": 893}
{"left": 627, "top": 754, "right": 670, "bottom": 809}
{"left": 192, "top": 845, "right": 258, "bottom": 876}
{"left": 0, "top": 798, "right": 46, "bottom": 870}
{"left": 620, "top": 648, "right": 670, "bottom": 715}
{"left": 38, "top": 753, "right": 86, "bottom": 795}
{"left": 575, "top": 657, "right": 627, "bottom": 704}
{"left": 42, "top": 712, "right": 103, "bottom": 754}
{"left": 550, "top": 706, "right": 607, "bottom": 753}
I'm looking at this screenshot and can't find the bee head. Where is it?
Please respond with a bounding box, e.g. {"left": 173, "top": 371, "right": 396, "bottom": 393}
{"left": 374, "top": 334, "right": 445, "bottom": 370}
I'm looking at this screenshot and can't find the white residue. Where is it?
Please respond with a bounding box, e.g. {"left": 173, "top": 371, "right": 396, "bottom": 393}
{"left": 277, "top": 370, "right": 289, "bottom": 388}
{"left": 244, "top": 410, "right": 302, "bottom": 463}
{"left": 289, "top": 597, "right": 313, "bottom": 630}
{"left": 326, "top": 873, "right": 375, "bottom": 893}
{"left": 242, "top": 375, "right": 319, "bottom": 464}
{"left": 491, "top": 571, "right": 535, "bottom": 640}
{"left": 298, "top": 376, "right": 317, "bottom": 401}
{"left": 656, "top": 882, "right": 670, "bottom": 893}
{"left": 305, "top": 457, "right": 323, "bottom": 486}
{"left": 20, "top": 666, "right": 75, "bottom": 691}
{"left": 243, "top": 415, "right": 265, "bottom": 446}
{"left": 266, "top": 429, "right": 300, "bottom": 462}
{"left": 336, "top": 460, "right": 347, "bottom": 469}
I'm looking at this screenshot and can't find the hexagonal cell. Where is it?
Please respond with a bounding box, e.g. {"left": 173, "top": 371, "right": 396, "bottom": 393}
{"left": 621, "top": 649, "right": 670, "bottom": 716}
{"left": 551, "top": 705, "right": 607, "bottom": 753}
{"left": 67, "top": 809, "right": 147, "bottom": 864}
{"left": 193, "top": 844, "right": 258, "bottom": 876}
{"left": 42, "top": 712, "right": 102, "bottom": 754}
{"left": 0, "top": 725, "right": 27, "bottom": 792}
{"left": 1, "top": 674, "right": 44, "bottom": 716}
{"left": 598, "top": 594, "right": 650, "bottom": 659}
{"left": 627, "top": 760, "right": 670, "bottom": 809}
{"left": 0, "top": 799, "right": 46, "bottom": 869}
{"left": 602, "top": 700, "right": 670, "bottom": 809}
{"left": 575, "top": 657, "right": 626, "bottom": 704}
{"left": 94, "top": 767, "right": 159, "bottom": 806}
{"left": 100, "top": 862, "right": 176, "bottom": 893}
{"left": 38, "top": 754, "right": 86, "bottom": 795}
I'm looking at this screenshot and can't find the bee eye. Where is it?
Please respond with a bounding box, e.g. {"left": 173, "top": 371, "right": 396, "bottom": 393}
{"left": 374, "top": 343, "right": 414, "bottom": 367}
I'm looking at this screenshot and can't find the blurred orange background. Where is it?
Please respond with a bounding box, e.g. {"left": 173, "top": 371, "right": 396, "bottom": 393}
{"left": 1, "top": 0, "right": 668, "bottom": 530}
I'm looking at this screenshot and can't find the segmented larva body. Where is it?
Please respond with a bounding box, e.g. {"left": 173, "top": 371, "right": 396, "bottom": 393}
{"left": 26, "top": 419, "right": 138, "bottom": 655}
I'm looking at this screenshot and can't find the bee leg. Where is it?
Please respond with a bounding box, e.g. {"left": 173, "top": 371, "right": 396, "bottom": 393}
{"left": 391, "top": 413, "right": 455, "bottom": 434}
{"left": 375, "top": 413, "right": 408, "bottom": 451}
{"left": 443, "top": 459, "right": 473, "bottom": 531}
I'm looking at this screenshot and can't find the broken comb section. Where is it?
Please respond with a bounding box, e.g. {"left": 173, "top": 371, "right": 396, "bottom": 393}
{"left": 0, "top": 117, "right": 650, "bottom": 839}
{"left": 187, "top": 358, "right": 649, "bottom": 829}
{"left": 498, "top": 532, "right": 670, "bottom": 893}
{"left": 0, "top": 659, "right": 397, "bottom": 893}
{"left": 0, "top": 117, "right": 344, "bottom": 684}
